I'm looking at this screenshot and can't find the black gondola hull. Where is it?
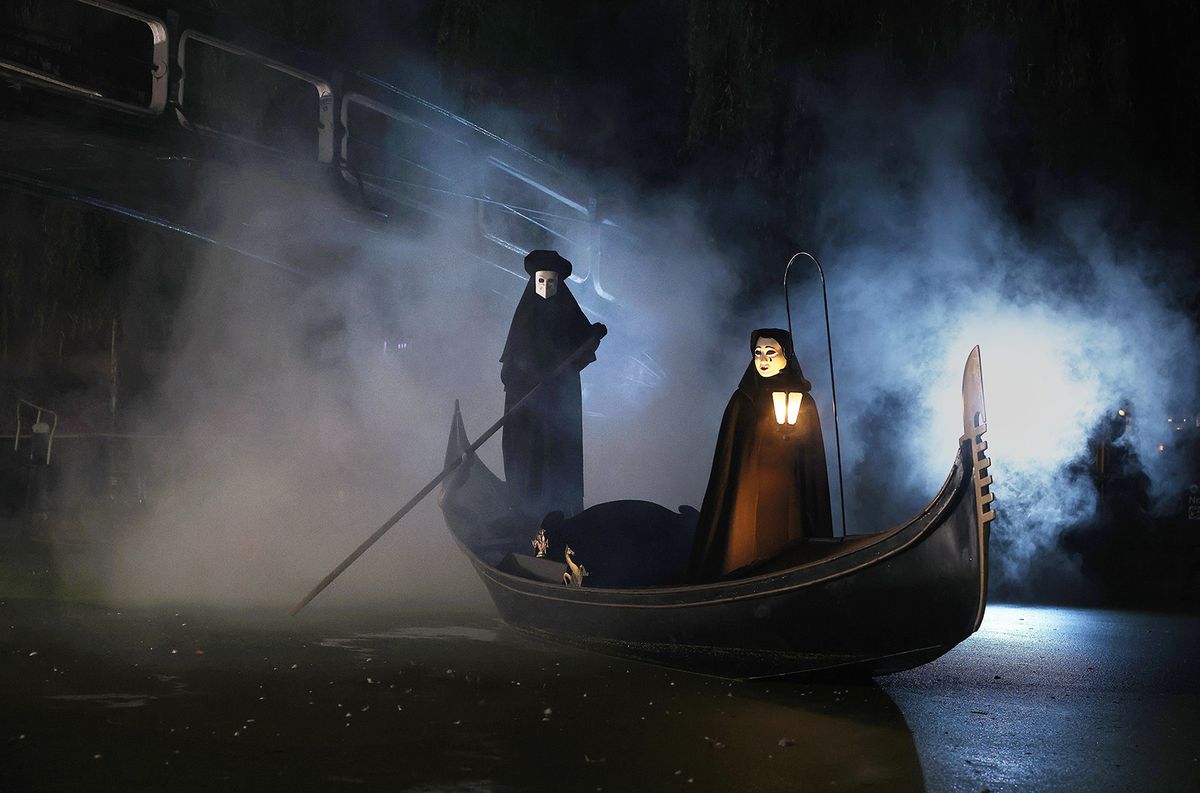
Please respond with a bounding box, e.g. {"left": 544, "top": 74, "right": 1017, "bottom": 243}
{"left": 439, "top": 347, "right": 992, "bottom": 679}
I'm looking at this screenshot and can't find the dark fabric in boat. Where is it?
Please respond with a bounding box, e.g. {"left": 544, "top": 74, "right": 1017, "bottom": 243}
{"left": 499, "top": 253, "right": 598, "bottom": 520}
{"left": 503, "top": 532, "right": 884, "bottom": 587}
{"left": 689, "top": 329, "right": 834, "bottom": 582}
{"left": 504, "top": 500, "right": 698, "bottom": 587}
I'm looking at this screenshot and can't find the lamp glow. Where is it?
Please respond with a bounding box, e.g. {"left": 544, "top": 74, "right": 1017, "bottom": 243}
{"left": 773, "top": 392, "right": 804, "bottom": 426}
{"left": 772, "top": 392, "right": 787, "bottom": 425}
{"left": 787, "top": 392, "right": 803, "bottom": 424}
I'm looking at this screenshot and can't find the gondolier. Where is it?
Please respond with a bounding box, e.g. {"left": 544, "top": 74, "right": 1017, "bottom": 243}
{"left": 500, "top": 250, "right": 606, "bottom": 519}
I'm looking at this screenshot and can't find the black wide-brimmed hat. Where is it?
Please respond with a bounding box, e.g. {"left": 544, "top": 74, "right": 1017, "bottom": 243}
{"left": 523, "top": 249, "right": 573, "bottom": 278}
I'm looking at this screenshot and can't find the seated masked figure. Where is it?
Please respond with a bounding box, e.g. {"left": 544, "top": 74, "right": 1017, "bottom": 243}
{"left": 689, "top": 328, "right": 834, "bottom": 581}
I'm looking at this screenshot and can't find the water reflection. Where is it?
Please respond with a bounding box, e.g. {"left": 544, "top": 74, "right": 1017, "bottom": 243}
{"left": 474, "top": 668, "right": 927, "bottom": 792}
{"left": 312, "top": 623, "right": 927, "bottom": 792}
{"left": 6, "top": 601, "right": 1199, "bottom": 791}
{"left": 1, "top": 601, "right": 924, "bottom": 792}
{"left": 43, "top": 692, "right": 156, "bottom": 709}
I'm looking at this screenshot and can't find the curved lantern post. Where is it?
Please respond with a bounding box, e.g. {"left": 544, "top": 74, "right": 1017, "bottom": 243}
{"left": 783, "top": 251, "right": 847, "bottom": 539}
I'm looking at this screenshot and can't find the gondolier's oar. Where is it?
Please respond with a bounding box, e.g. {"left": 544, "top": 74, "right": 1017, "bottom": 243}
{"left": 288, "top": 326, "right": 605, "bottom": 616}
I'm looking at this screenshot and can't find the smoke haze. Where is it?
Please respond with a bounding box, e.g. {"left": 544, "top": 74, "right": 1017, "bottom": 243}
{"left": 100, "top": 42, "right": 1197, "bottom": 609}
{"left": 779, "top": 56, "right": 1199, "bottom": 595}
{"left": 103, "top": 138, "right": 745, "bottom": 611}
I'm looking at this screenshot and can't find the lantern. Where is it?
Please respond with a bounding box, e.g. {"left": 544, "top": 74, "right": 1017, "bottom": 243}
{"left": 772, "top": 391, "right": 803, "bottom": 426}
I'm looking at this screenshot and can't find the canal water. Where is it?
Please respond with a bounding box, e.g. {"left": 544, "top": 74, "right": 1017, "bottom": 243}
{"left": 1, "top": 600, "right": 1197, "bottom": 792}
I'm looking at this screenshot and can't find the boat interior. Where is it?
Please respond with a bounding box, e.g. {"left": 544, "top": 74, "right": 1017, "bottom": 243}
{"left": 449, "top": 491, "right": 896, "bottom": 589}
{"left": 440, "top": 410, "right": 910, "bottom": 590}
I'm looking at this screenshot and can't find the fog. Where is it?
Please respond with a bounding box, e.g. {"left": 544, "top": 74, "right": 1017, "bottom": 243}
{"left": 102, "top": 136, "right": 744, "bottom": 611}
{"left": 779, "top": 59, "right": 1199, "bottom": 596}
{"left": 101, "top": 46, "right": 1197, "bottom": 610}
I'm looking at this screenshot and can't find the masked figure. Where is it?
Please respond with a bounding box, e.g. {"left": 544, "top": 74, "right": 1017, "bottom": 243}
{"left": 501, "top": 250, "right": 605, "bottom": 519}
{"left": 689, "top": 328, "right": 833, "bottom": 581}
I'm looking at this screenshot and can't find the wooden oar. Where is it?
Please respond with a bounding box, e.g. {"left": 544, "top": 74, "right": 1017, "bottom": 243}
{"left": 288, "top": 327, "right": 604, "bottom": 616}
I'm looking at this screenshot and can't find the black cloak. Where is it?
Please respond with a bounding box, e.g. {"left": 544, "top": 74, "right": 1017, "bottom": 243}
{"left": 500, "top": 250, "right": 598, "bottom": 519}
{"left": 689, "top": 328, "right": 834, "bottom": 581}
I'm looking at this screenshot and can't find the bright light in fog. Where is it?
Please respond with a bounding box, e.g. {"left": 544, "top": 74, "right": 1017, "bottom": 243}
{"left": 919, "top": 306, "right": 1109, "bottom": 487}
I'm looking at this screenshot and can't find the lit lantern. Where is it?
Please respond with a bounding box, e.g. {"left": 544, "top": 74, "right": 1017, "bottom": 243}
{"left": 772, "top": 391, "right": 804, "bottom": 426}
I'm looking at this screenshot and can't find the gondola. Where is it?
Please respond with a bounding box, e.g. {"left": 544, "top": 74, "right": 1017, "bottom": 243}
{"left": 437, "top": 346, "right": 994, "bottom": 679}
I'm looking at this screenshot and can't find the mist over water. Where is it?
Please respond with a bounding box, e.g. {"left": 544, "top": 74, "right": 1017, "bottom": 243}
{"left": 781, "top": 61, "right": 1200, "bottom": 594}
{"left": 102, "top": 45, "right": 1198, "bottom": 609}
{"left": 104, "top": 150, "right": 744, "bottom": 609}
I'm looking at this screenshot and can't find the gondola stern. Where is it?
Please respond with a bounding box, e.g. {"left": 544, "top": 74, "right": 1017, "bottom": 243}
{"left": 445, "top": 399, "right": 469, "bottom": 471}
{"left": 439, "top": 400, "right": 511, "bottom": 558}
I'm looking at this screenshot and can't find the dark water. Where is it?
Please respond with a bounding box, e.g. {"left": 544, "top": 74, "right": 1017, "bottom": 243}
{"left": 1, "top": 600, "right": 1198, "bottom": 792}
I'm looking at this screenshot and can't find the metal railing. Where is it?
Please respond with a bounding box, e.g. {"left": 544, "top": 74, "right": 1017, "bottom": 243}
{"left": 176, "top": 30, "right": 334, "bottom": 163}
{"left": 12, "top": 400, "right": 58, "bottom": 465}
{"left": 2, "top": 0, "right": 627, "bottom": 306}
{"left": 0, "top": 0, "right": 167, "bottom": 115}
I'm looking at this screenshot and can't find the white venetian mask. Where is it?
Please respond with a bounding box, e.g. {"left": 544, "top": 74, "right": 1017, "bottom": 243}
{"left": 534, "top": 270, "right": 559, "bottom": 299}
{"left": 753, "top": 337, "right": 787, "bottom": 378}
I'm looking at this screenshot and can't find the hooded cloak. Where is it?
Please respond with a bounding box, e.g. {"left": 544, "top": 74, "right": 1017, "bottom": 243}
{"left": 500, "top": 250, "right": 598, "bottom": 519}
{"left": 689, "top": 328, "right": 834, "bottom": 581}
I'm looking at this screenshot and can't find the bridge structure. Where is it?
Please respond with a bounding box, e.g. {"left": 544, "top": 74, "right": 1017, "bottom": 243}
{"left": 0, "top": 0, "right": 650, "bottom": 550}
